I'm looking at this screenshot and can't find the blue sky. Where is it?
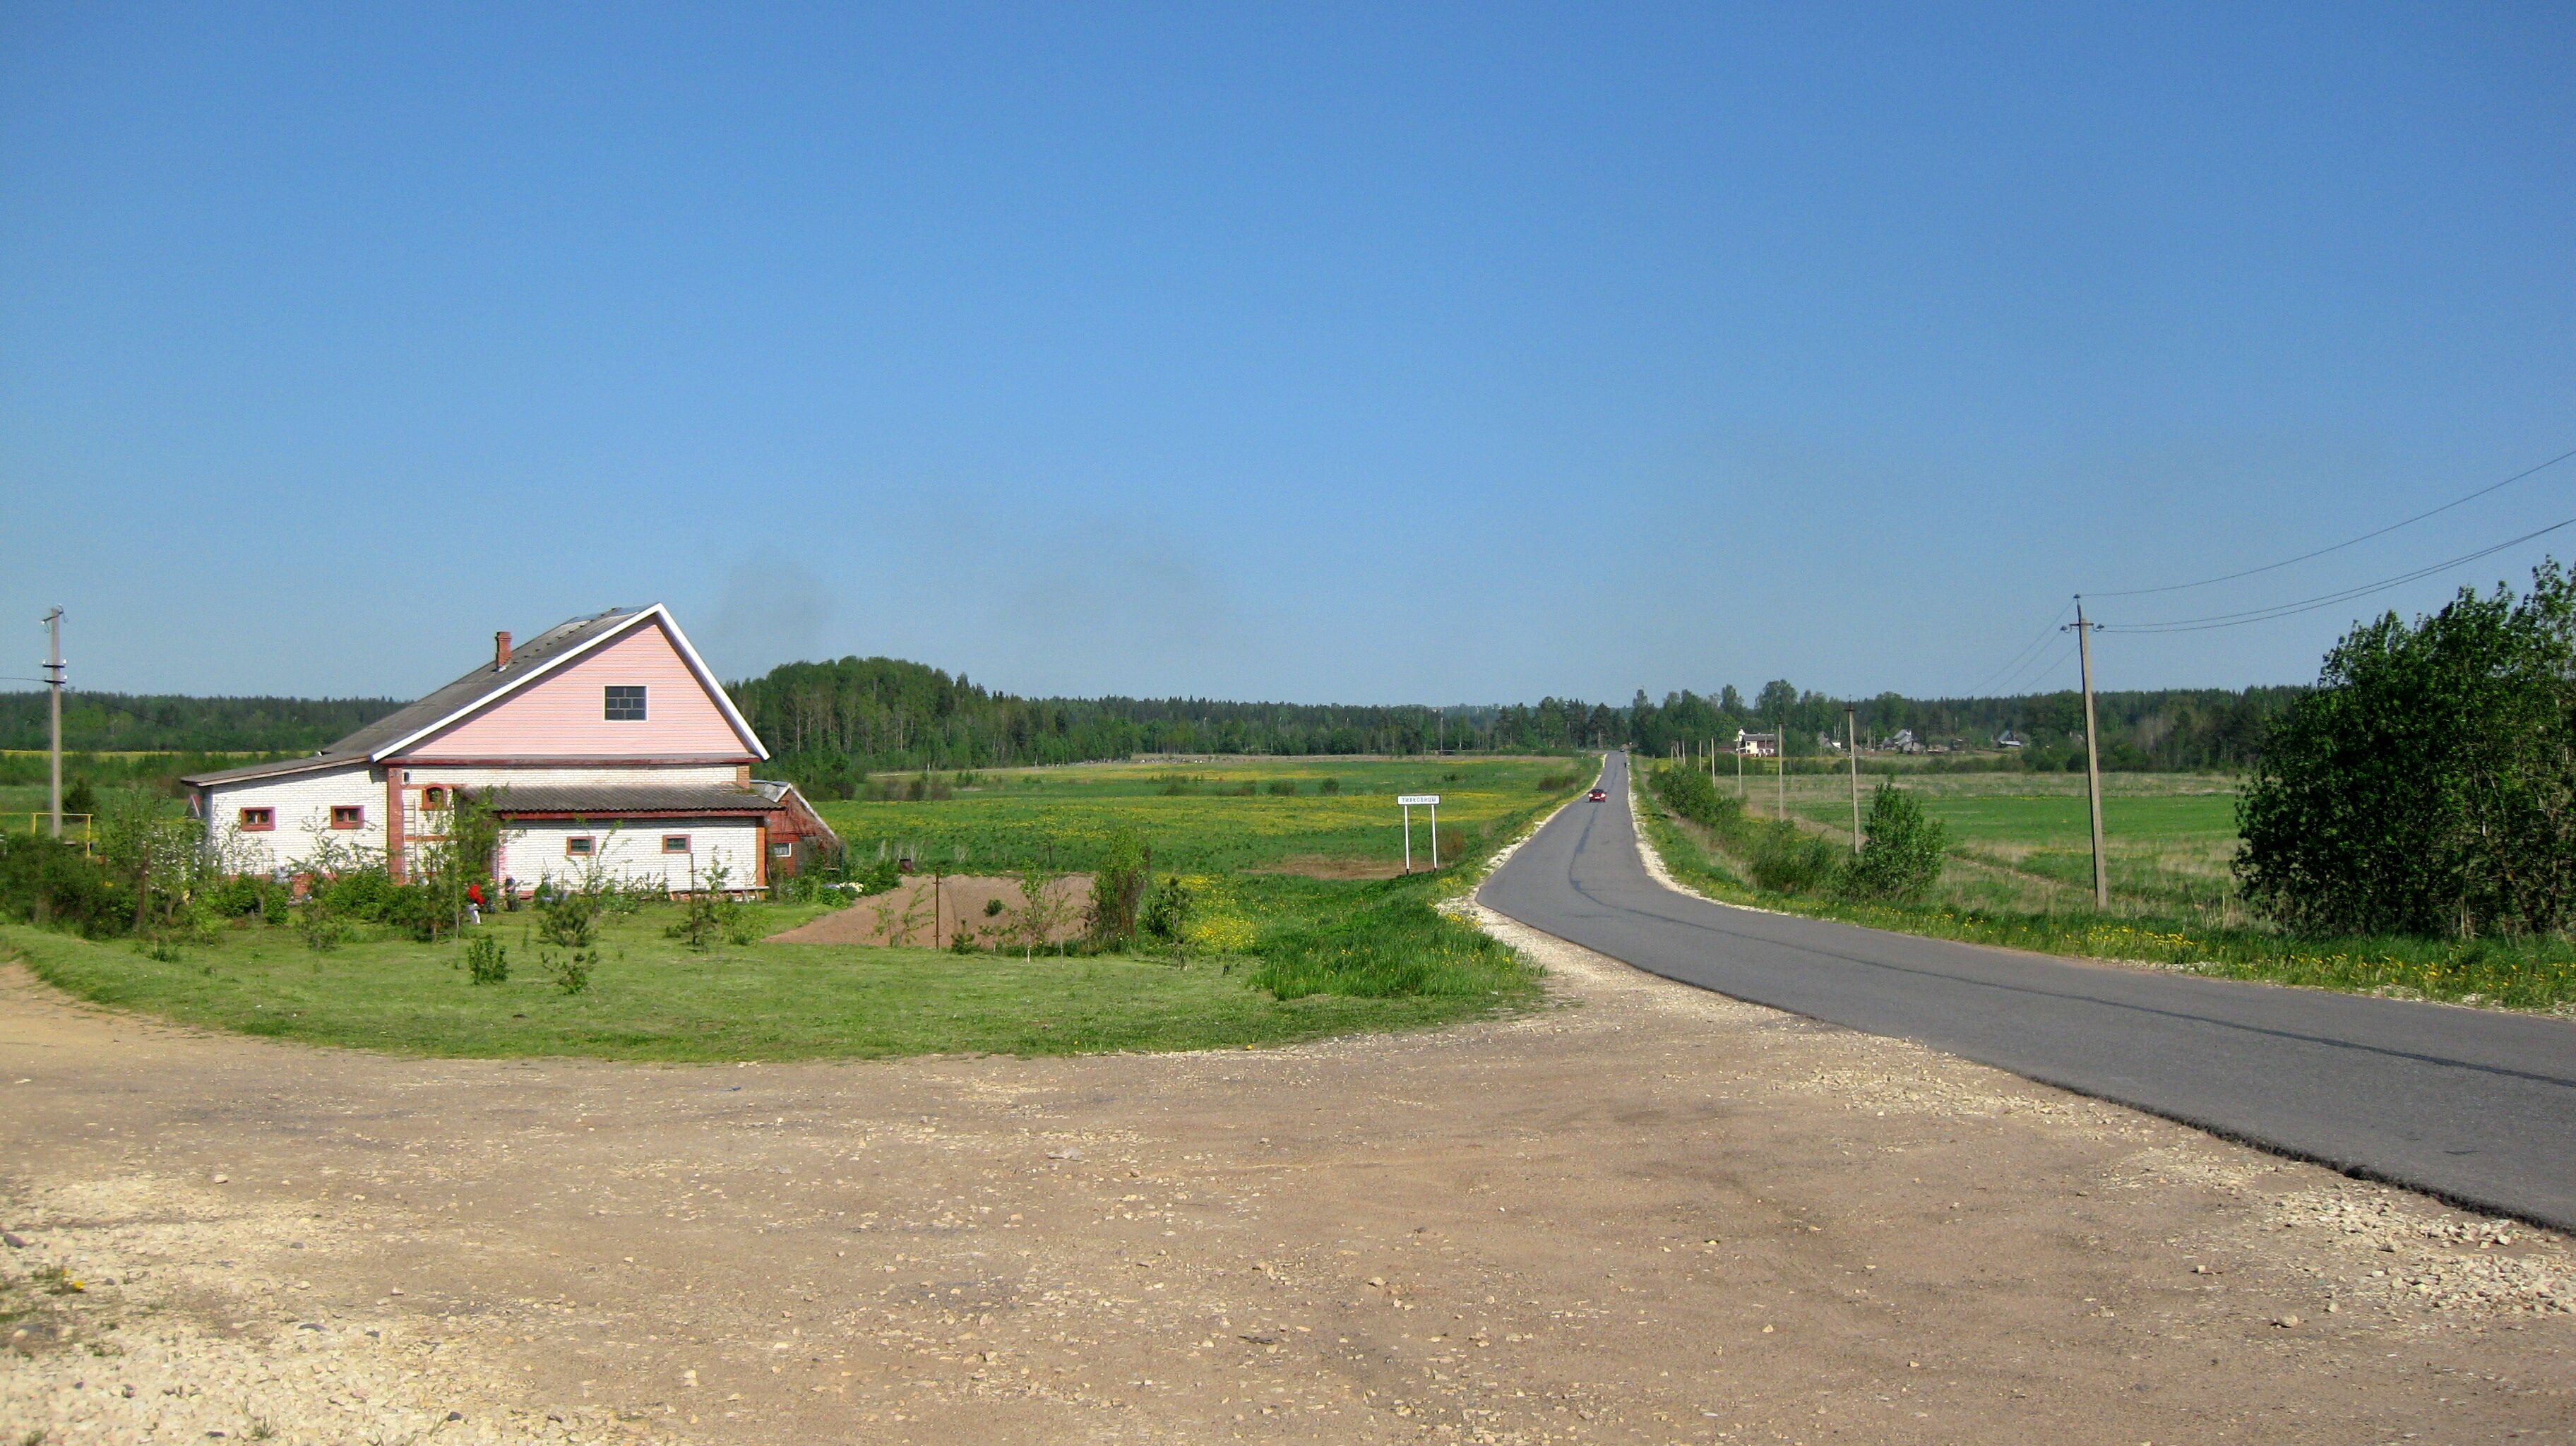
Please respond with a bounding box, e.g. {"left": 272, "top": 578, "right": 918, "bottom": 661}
{"left": 3, "top": 4, "right": 2570, "bottom": 706}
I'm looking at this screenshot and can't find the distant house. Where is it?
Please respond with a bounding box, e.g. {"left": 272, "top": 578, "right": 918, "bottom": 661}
{"left": 1995, "top": 729, "right": 2026, "bottom": 749}
{"left": 183, "top": 605, "right": 837, "bottom": 894}
{"left": 1733, "top": 729, "right": 1779, "bottom": 758}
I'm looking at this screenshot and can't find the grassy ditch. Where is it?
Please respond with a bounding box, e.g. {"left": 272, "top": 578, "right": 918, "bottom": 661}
{"left": 1634, "top": 764, "right": 2576, "bottom": 1014}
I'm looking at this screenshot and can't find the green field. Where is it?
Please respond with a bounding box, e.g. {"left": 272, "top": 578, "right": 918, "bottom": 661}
{"left": 1638, "top": 763, "right": 2576, "bottom": 1012}
{"left": 816, "top": 756, "right": 1585, "bottom": 875}
{"left": 1727, "top": 768, "right": 2246, "bottom": 917}
{"left": 4, "top": 755, "right": 1592, "bottom": 1060}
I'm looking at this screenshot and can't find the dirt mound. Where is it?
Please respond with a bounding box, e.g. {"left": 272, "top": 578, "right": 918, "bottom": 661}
{"left": 767, "top": 873, "right": 1095, "bottom": 949}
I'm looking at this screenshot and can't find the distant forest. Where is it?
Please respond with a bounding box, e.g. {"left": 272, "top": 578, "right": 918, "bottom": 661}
{"left": 724, "top": 656, "right": 2303, "bottom": 797}
{"left": 0, "top": 660, "right": 2303, "bottom": 798}
{"left": 0, "top": 691, "right": 402, "bottom": 754}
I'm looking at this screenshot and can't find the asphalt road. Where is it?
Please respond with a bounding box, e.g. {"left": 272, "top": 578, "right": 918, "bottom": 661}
{"left": 1480, "top": 751, "right": 2576, "bottom": 1233}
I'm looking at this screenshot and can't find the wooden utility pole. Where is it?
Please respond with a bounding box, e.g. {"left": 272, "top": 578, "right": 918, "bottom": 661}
{"left": 2067, "top": 599, "right": 2110, "bottom": 908}
{"left": 42, "top": 607, "right": 64, "bottom": 839}
{"left": 1847, "top": 705, "right": 1861, "bottom": 854}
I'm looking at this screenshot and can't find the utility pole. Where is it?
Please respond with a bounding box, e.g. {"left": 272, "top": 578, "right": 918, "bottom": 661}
{"left": 1847, "top": 705, "right": 1861, "bottom": 854}
{"left": 2065, "top": 598, "right": 2109, "bottom": 908}
{"left": 1775, "top": 712, "right": 1786, "bottom": 820}
{"left": 42, "top": 608, "right": 64, "bottom": 839}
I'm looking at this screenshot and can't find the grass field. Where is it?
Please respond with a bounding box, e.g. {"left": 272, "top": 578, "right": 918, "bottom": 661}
{"left": 816, "top": 756, "right": 1584, "bottom": 875}
{"left": 1638, "top": 763, "right": 2576, "bottom": 1013}
{"left": 1722, "top": 767, "right": 2247, "bottom": 918}
{"left": 4, "top": 755, "right": 1591, "bottom": 1059}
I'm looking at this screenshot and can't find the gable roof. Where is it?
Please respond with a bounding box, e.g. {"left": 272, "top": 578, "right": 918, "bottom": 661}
{"left": 184, "top": 605, "right": 766, "bottom": 787}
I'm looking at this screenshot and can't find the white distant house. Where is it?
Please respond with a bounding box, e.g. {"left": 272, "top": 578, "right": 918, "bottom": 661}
{"left": 1733, "top": 729, "right": 1779, "bottom": 758}
{"left": 183, "top": 605, "right": 836, "bottom": 894}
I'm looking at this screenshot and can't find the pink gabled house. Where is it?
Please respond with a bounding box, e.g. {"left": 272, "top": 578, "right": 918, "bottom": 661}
{"left": 184, "top": 605, "right": 837, "bottom": 892}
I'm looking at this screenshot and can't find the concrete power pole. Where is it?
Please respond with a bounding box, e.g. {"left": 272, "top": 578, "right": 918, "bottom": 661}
{"left": 1775, "top": 712, "right": 1786, "bottom": 820}
{"left": 42, "top": 608, "right": 64, "bottom": 839}
{"left": 1847, "top": 705, "right": 1861, "bottom": 854}
{"left": 2067, "top": 598, "right": 2109, "bottom": 908}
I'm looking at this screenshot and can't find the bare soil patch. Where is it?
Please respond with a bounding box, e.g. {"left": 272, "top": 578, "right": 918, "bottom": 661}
{"left": 1252, "top": 854, "right": 1417, "bottom": 880}
{"left": 2, "top": 924, "right": 2568, "bottom": 1445}
{"left": 767, "top": 873, "right": 1094, "bottom": 949}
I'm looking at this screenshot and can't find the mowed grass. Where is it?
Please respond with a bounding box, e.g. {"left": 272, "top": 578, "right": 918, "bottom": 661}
{"left": 5, "top": 755, "right": 1586, "bottom": 1059}
{"left": 1, "top": 904, "right": 1510, "bottom": 1061}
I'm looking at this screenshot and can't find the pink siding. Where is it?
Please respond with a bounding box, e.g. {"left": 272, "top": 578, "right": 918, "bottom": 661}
{"left": 402, "top": 619, "right": 755, "bottom": 760}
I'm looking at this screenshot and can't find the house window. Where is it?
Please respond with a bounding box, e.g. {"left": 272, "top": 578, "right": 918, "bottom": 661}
{"left": 237, "top": 806, "right": 275, "bottom": 831}
{"left": 604, "top": 685, "right": 648, "bottom": 722}
{"left": 565, "top": 836, "right": 596, "bottom": 857}
{"left": 421, "top": 786, "right": 449, "bottom": 810}
{"left": 770, "top": 841, "right": 793, "bottom": 857}
{"left": 330, "top": 805, "right": 366, "bottom": 830}
{"left": 662, "top": 835, "right": 691, "bottom": 854}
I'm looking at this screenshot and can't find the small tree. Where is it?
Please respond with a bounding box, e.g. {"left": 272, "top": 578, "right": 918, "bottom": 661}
{"left": 1088, "top": 829, "right": 1149, "bottom": 948}
{"left": 1013, "top": 868, "right": 1062, "bottom": 960}
{"left": 667, "top": 859, "right": 738, "bottom": 950}
{"left": 1837, "top": 783, "right": 1948, "bottom": 902}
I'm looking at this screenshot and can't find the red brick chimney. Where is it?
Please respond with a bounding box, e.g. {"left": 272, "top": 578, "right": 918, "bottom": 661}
{"left": 494, "top": 631, "right": 513, "bottom": 670}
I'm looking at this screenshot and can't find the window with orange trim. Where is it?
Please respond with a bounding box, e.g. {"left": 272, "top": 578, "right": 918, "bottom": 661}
{"left": 662, "top": 835, "right": 691, "bottom": 854}
{"left": 237, "top": 806, "right": 275, "bottom": 831}
{"left": 330, "top": 805, "right": 365, "bottom": 830}
{"left": 421, "top": 786, "right": 449, "bottom": 810}
{"left": 565, "top": 836, "right": 596, "bottom": 857}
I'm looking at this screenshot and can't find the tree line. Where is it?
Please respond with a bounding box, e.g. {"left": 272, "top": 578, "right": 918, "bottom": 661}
{"left": 0, "top": 659, "right": 2304, "bottom": 799}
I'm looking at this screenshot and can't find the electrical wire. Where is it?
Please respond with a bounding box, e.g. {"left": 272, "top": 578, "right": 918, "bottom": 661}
{"left": 1965, "top": 602, "right": 2075, "bottom": 698}
{"left": 2100, "top": 514, "right": 2575, "bottom": 633}
{"left": 2089, "top": 444, "right": 2576, "bottom": 599}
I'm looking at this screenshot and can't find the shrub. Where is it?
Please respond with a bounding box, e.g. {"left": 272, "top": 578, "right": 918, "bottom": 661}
{"left": 1140, "top": 874, "right": 1192, "bottom": 945}
{"left": 0, "top": 834, "right": 127, "bottom": 936}
{"left": 1837, "top": 783, "right": 1948, "bottom": 902}
{"left": 1088, "top": 830, "right": 1149, "bottom": 947}
{"left": 462, "top": 932, "right": 509, "bottom": 985}
{"left": 665, "top": 861, "right": 739, "bottom": 950}
{"left": 1316, "top": 777, "right": 1340, "bottom": 795}
{"left": 1265, "top": 779, "right": 1299, "bottom": 796}
{"left": 1747, "top": 820, "right": 1842, "bottom": 895}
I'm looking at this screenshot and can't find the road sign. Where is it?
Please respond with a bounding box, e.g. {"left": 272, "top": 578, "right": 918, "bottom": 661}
{"left": 1397, "top": 795, "right": 1441, "bottom": 871}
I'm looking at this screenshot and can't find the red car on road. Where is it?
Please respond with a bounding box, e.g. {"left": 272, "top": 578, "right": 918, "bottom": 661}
{"left": 1587, "top": 788, "right": 1608, "bottom": 801}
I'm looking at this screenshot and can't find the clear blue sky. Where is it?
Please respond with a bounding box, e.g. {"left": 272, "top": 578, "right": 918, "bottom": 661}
{"left": 4, "top": 4, "right": 2570, "bottom": 707}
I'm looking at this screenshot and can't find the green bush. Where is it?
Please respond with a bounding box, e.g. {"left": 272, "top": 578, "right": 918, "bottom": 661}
{"left": 0, "top": 834, "right": 126, "bottom": 936}
{"left": 1088, "top": 829, "right": 1149, "bottom": 946}
{"left": 1748, "top": 820, "right": 1842, "bottom": 895}
{"left": 463, "top": 932, "right": 509, "bottom": 985}
{"left": 1837, "top": 783, "right": 1948, "bottom": 902}
{"left": 2240, "top": 561, "right": 2576, "bottom": 938}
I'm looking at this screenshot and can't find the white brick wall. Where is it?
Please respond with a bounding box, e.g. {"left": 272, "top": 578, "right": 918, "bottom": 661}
{"left": 496, "top": 821, "right": 763, "bottom": 895}
{"left": 201, "top": 766, "right": 384, "bottom": 876}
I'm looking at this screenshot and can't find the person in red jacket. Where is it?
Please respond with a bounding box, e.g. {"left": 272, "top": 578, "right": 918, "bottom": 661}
{"left": 465, "top": 881, "right": 484, "bottom": 926}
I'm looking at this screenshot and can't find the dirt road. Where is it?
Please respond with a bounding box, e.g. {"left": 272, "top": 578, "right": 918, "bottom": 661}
{"left": 3, "top": 916, "right": 2568, "bottom": 1445}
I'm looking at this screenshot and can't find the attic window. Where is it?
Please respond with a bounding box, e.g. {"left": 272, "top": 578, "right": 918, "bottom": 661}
{"left": 604, "top": 685, "right": 648, "bottom": 722}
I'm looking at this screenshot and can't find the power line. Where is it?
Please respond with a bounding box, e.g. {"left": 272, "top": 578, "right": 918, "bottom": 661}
{"left": 2101, "top": 514, "right": 2575, "bottom": 634}
{"left": 2091, "top": 444, "right": 2576, "bottom": 599}
{"left": 1966, "top": 602, "right": 2074, "bottom": 698}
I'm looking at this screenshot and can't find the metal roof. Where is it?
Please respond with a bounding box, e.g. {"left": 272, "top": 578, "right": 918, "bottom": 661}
{"left": 182, "top": 606, "right": 768, "bottom": 787}
{"left": 482, "top": 783, "right": 774, "bottom": 815}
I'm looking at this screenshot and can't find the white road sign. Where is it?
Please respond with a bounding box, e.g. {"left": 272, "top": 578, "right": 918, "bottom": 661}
{"left": 1397, "top": 794, "right": 1440, "bottom": 806}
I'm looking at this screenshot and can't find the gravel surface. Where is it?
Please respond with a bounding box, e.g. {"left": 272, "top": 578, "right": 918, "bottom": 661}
{"left": 3, "top": 908, "right": 2570, "bottom": 1443}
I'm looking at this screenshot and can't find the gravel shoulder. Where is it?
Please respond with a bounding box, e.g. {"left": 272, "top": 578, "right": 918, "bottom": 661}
{"left": 3, "top": 914, "right": 2570, "bottom": 1444}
